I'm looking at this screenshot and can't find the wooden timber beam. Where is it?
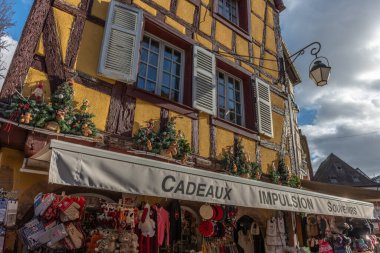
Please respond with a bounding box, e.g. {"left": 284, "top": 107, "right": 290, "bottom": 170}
{"left": 42, "top": 8, "right": 66, "bottom": 93}
{"left": 0, "top": 0, "right": 51, "bottom": 99}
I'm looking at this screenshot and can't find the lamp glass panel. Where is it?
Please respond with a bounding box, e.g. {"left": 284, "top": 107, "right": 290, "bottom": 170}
{"left": 310, "top": 68, "right": 322, "bottom": 85}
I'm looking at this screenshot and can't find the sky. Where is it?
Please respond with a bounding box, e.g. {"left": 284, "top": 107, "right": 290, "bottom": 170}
{"left": 281, "top": 0, "right": 380, "bottom": 177}
{"left": 1, "top": 1, "right": 380, "bottom": 177}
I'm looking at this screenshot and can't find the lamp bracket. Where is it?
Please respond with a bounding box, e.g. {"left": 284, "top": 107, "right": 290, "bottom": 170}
{"left": 289, "top": 41, "right": 321, "bottom": 64}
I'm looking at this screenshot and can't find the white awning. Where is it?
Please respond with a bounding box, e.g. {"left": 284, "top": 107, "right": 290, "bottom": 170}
{"left": 39, "top": 140, "right": 374, "bottom": 219}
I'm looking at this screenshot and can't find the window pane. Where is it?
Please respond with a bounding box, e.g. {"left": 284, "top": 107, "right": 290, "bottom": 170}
{"left": 235, "top": 91, "right": 240, "bottom": 101}
{"left": 236, "top": 104, "right": 241, "bottom": 114}
{"left": 228, "top": 100, "right": 235, "bottom": 110}
{"left": 147, "top": 66, "right": 157, "bottom": 81}
{"left": 218, "top": 96, "right": 225, "bottom": 108}
{"left": 142, "top": 36, "right": 150, "bottom": 49}
{"left": 161, "top": 86, "right": 170, "bottom": 99}
{"left": 151, "top": 39, "right": 159, "bottom": 53}
{"left": 149, "top": 52, "right": 158, "bottom": 66}
{"left": 137, "top": 77, "right": 145, "bottom": 89}
{"left": 218, "top": 84, "right": 225, "bottom": 96}
{"left": 173, "top": 51, "right": 181, "bottom": 63}
{"left": 236, "top": 115, "right": 241, "bottom": 125}
{"left": 163, "top": 73, "right": 171, "bottom": 87}
{"left": 138, "top": 63, "right": 147, "bottom": 77}
{"left": 141, "top": 48, "right": 148, "bottom": 62}
{"left": 172, "top": 76, "right": 180, "bottom": 90}
{"left": 229, "top": 112, "right": 235, "bottom": 122}
{"left": 163, "top": 59, "right": 171, "bottom": 72}
{"left": 172, "top": 90, "right": 179, "bottom": 102}
{"left": 147, "top": 81, "right": 156, "bottom": 93}
{"left": 219, "top": 108, "right": 225, "bottom": 118}
{"left": 235, "top": 80, "right": 240, "bottom": 91}
{"left": 228, "top": 88, "right": 234, "bottom": 100}
{"left": 164, "top": 47, "right": 172, "bottom": 59}
{"left": 173, "top": 63, "right": 181, "bottom": 76}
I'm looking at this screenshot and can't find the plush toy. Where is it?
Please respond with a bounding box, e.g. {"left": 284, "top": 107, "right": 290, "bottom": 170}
{"left": 31, "top": 82, "right": 44, "bottom": 102}
{"left": 95, "top": 230, "right": 118, "bottom": 253}
{"left": 80, "top": 99, "right": 90, "bottom": 112}
{"left": 138, "top": 203, "right": 155, "bottom": 237}
{"left": 56, "top": 109, "right": 66, "bottom": 121}
{"left": 45, "top": 121, "right": 60, "bottom": 133}
{"left": 82, "top": 123, "right": 93, "bottom": 137}
{"left": 20, "top": 112, "right": 33, "bottom": 124}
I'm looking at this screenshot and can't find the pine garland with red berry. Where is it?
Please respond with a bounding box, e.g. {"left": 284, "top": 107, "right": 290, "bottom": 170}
{"left": 1, "top": 79, "right": 98, "bottom": 137}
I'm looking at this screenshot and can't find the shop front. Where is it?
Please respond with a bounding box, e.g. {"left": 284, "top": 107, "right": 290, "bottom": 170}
{"left": 4, "top": 140, "right": 377, "bottom": 252}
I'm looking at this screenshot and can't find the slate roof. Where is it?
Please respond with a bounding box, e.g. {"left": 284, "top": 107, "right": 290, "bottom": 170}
{"left": 313, "top": 153, "right": 378, "bottom": 186}
{"left": 373, "top": 175, "right": 380, "bottom": 183}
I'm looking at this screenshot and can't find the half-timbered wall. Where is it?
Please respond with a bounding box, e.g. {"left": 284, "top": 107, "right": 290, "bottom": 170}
{"left": 0, "top": 0, "right": 294, "bottom": 174}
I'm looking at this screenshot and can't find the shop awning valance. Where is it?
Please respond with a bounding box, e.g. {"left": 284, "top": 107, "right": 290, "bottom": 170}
{"left": 34, "top": 140, "right": 374, "bottom": 219}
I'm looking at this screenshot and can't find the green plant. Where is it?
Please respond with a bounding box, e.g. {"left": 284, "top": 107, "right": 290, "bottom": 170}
{"left": 269, "top": 165, "right": 280, "bottom": 184}
{"left": 220, "top": 138, "right": 254, "bottom": 176}
{"left": 277, "top": 157, "right": 290, "bottom": 185}
{"left": 288, "top": 174, "right": 301, "bottom": 188}
{"left": 251, "top": 162, "right": 262, "bottom": 179}
{"left": 132, "top": 119, "right": 157, "bottom": 152}
{"left": 174, "top": 133, "right": 191, "bottom": 160}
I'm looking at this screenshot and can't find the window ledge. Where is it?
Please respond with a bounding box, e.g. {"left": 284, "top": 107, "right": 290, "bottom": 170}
{"left": 210, "top": 117, "right": 259, "bottom": 141}
{"left": 213, "top": 13, "right": 252, "bottom": 42}
{"left": 126, "top": 86, "right": 198, "bottom": 119}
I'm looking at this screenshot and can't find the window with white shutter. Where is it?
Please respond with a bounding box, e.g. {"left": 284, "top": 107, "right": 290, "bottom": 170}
{"left": 98, "top": 1, "right": 143, "bottom": 83}
{"left": 193, "top": 46, "right": 216, "bottom": 116}
{"left": 256, "top": 78, "right": 273, "bottom": 137}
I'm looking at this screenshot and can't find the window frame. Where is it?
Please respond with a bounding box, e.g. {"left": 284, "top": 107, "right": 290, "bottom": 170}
{"left": 216, "top": 69, "right": 245, "bottom": 127}
{"left": 213, "top": 0, "right": 251, "bottom": 40}
{"left": 218, "top": 0, "right": 239, "bottom": 25}
{"left": 137, "top": 33, "right": 185, "bottom": 104}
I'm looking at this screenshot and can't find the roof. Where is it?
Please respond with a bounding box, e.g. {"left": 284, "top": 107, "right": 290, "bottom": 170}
{"left": 373, "top": 175, "right": 380, "bottom": 183}
{"left": 282, "top": 41, "right": 302, "bottom": 85}
{"left": 313, "top": 153, "right": 378, "bottom": 186}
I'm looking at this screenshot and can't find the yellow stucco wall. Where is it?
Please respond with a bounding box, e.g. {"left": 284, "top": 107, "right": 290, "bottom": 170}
{"left": 165, "top": 16, "right": 186, "bottom": 34}
{"left": 198, "top": 113, "right": 210, "bottom": 157}
{"left": 215, "top": 21, "right": 233, "bottom": 49}
{"left": 169, "top": 111, "right": 192, "bottom": 146}
{"left": 215, "top": 127, "right": 234, "bottom": 159}
{"left": 53, "top": 8, "right": 75, "bottom": 63}
{"left": 133, "top": 99, "right": 161, "bottom": 134}
{"left": 75, "top": 21, "right": 115, "bottom": 84}
{"left": 252, "top": 0, "right": 266, "bottom": 19}
{"left": 194, "top": 33, "right": 212, "bottom": 50}
{"left": 266, "top": 6, "right": 274, "bottom": 29}
{"left": 240, "top": 137, "right": 257, "bottom": 163}
{"left": 199, "top": 6, "right": 212, "bottom": 36}
{"left": 176, "top": 0, "right": 195, "bottom": 24}
{"left": 272, "top": 113, "right": 284, "bottom": 144}
{"left": 35, "top": 34, "right": 44, "bottom": 56}
{"left": 265, "top": 26, "right": 277, "bottom": 54}
{"left": 260, "top": 147, "right": 278, "bottom": 174}
{"left": 236, "top": 35, "right": 249, "bottom": 57}
{"left": 72, "top": 82, "right": 111, "bottom": 131}
{"left": 152, "top": 0, "right": 171, "bottom": 10}
{"left": 22, "top": 68, "right": 51, "bottom": 101}
{"left": 63, "top": 0, "right": 81, "bottom": 7}
{"left": 91, "top": 0, "right": 111, "bottom": 20}
{"left": 271, "top": 93, "right": 285, "bottom": 109}
{"left": 251, "top": 14, "right": 264, "bottom": 44}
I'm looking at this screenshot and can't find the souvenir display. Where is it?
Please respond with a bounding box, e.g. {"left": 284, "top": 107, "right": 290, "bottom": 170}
{"left": 265, "top": 215, "right": 288, "bottom": 253}
{"left": 0, "top": 189, "right": 18, "bottom": 253}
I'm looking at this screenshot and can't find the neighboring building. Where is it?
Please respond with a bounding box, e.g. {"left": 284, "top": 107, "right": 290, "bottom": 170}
{"left": 314, "top": 153, "right": 378, "bottom": 186}
{"left": 373, "top": 175, "right": 380, "bottom": 184}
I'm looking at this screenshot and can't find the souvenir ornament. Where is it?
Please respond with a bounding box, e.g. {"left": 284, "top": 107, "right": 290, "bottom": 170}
{"left": 199, "top": 204, "right": 213, "bottom": 220}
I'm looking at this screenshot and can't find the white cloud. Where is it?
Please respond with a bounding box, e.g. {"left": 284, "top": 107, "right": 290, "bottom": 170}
{"left": 0, "top": 35, "right": 18, "bottom": 90}
{"left": 281, "top": 1, "right": 380, "bottom": 177}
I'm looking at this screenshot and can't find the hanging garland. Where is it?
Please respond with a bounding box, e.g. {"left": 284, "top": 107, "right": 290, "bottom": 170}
{"left": 132, "top": 117, "right": 191, "bottom": 162}
{"left": 1, "top": 79, "right": 98, "bottom": 137}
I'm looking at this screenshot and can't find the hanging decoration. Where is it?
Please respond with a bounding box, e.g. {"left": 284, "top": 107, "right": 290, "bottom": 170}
{"left": 219, "top": 138, "right": 261, "bottom": 179}
{"left": 132, "top": 117, "right": 191, "bottom": 162}
{"left": 1, "top": 79, "right": 98, "bottom": 137}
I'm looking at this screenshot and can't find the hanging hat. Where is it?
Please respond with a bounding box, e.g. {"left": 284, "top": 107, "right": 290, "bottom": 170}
{"left": 211, "top": 205, "right": 218, "bottom": 221}
{"left": 198, "top": 220, "right": 214, "bottom": 237}
{"left": 199, "top": 205, "right": 213, "bottom": 220}
{"left": 214, "top": 206, "right": 224, "bottom": 221}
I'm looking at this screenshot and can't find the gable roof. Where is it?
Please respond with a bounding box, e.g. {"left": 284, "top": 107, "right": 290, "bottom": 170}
{"left": 313, "top": 153, "right": 378, "bottom": 186}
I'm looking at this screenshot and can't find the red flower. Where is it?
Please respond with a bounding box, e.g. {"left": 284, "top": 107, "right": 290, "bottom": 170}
{"left": 24, "top": 104, "right": 30, "bottom": 109}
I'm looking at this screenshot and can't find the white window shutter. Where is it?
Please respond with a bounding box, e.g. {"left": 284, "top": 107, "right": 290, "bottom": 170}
{"left": 193, "top": 46, "right": 216, "bottom": 116}
{"left": 256, "top": 78, "right": 273, "bottom": 137}
{"left": 98, "top": 1, "right": 143, "bottom": 83}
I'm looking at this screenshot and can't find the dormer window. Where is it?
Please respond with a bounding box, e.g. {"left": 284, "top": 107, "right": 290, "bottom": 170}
{"left": 329, "top": 176, "right": 338, "bottom": 183}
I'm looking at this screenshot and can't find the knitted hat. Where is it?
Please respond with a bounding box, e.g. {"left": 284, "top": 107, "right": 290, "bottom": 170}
{"left": 199, "top": 205, "right": 213, "bottom": 220}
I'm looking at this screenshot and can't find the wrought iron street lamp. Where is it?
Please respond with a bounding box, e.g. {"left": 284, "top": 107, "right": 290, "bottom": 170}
{"left": 290, "top": 42, "right": 331, "bottom": 86}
